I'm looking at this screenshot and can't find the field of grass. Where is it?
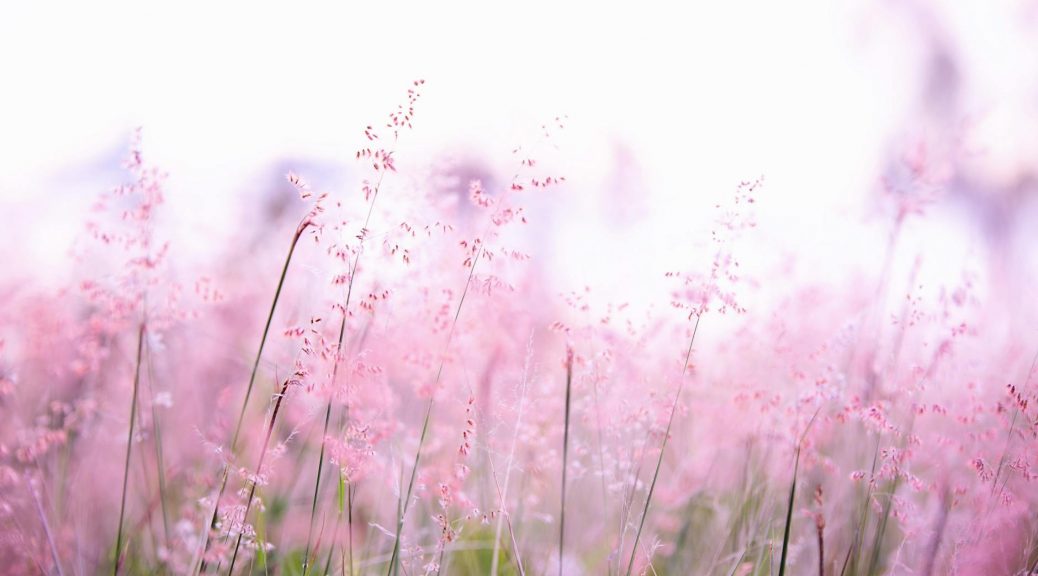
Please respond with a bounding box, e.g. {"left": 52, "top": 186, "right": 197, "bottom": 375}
{"left": 3, "top": 70, "right": 1038, "bottom": 576}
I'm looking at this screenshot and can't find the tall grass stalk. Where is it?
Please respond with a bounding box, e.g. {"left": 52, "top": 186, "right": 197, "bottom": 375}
{"left": 841, "top": 437, "right": 881, "bottom": 576}
{"left": 490, "top": 338, "right": 532, "bottom": 576}
{"left": 385, "top": 248, "right": 482, "bottom": 576}
{"left": 304, "top": 160, "right": 391, "bottom": 572}
{"left": 624, "top": 314, "right": 700, "bottom": 576}
{"left": 777, "top": 447, "right": 800, "bottom": 576}
{"left": 777, "top": 407, "right": 822, "bottom": 576}
{"left": 146, "top": 342, "right": 171, "bottom": 547}
{"left": 558, "top": 347, "right": 574, "bottom": 575}
{"left": 114, "top": 322, "right": 146, "bottom": 575}
{"left": 227, "top": 377, "right": 292, "bottom": 575}
{"left": 816, "top": 509, "right": 825, "bottom": 576}
{"left": 385, "top": 140, "right": 542, "bottom": 574}
{"left": 866, "top": 417, "right": 914, "bottom": 576}
{"left": 197, "top": 222, "right": 309, "bottom": 573}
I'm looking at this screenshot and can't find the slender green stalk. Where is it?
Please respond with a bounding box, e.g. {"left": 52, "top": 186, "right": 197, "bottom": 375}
{"left": 386, "top": 141, "right": 532, "bottom": 574}
{"left": 624, "top": 315, "right": 700, "bottom": 576}
{"left": 304, "top": 400, "right": 335, "bottom": 574}
{"left": 559, "top": 349, "right": 573, "bottom": 576}
{"left": 777, "top": 447, "right": 800, "bottom": 576}
{"left": 304, "top": 258, "right": 361, "bottom": 571}
{"left": 866, "top": 472, "right": 901, "bottom": 575}
{"left": 146, "top": 342, "right": 171, "bottom": 548}
{"left": 348, "top": 482, "right": 356, "bottom": 575}
{"left": 197, "top": 224, "right": 307, "bottom": 573}
{"left": 228, "top": 378, "right": 291, "bottom": 575}
{"left": 845, "top": 438, "right": 881, "bottom": 575}
{"left": 838, "top": 541, "right": 853, "bottom": 576}
{"left": 386, "top": 248, "right": 482, "bottom": 576}
{"left": 233, "top": 226, "right": 305, "bottom": 450}
{"left": 115, "top": 322, "right": 146, "bottom": 575}
{"left": 305, "top": 140, "right": 396, "bottom": 571}
{"left": 866, "top": 417, "right": 913, "bottom": 576}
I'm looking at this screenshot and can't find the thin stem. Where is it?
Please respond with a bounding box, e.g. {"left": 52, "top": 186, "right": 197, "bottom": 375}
{"left": 304, "top": 401, "right": 335, "bottom": 573}
{"left": 559, "top": 350, "right": 573, "bottom": 576}
{"left": 305, "top": 255, "right": 361, "bottom": 570}
{"left": 348, "top": 482, "right": 355, "bottom": 576}
{"left": 777, "top": 447, "right": 800, "bottom": 576}
{"left": 490, "top": 338, "right": 532, "bottom": 576}
{"left": 146, "top": 341, "right": 171, "bottom": 548}
{"left": 386, "top": 248, "right": 482, "bottom": 576}
{"left": 817, "top": 520, "right": 824, "bottom": 576}
{"left": 233, "top": 226, "right": 304, "bottom": 450}
{"left": 386, "top": 130, "right": 538, "bottom": 574}
{"left": 306, "top": 133, "right": 396, "bottom": 570}
{"left": 625, "top": 315, "right": 700, "bottom": 576}
{"left": 115, "top": 322, "right": 146, "bottom": 575}
{"left": 228, "top": 378, "right": 291, "bottom": 575}
{"left": 197, "top": 224, "right": 306, "bottom": 573}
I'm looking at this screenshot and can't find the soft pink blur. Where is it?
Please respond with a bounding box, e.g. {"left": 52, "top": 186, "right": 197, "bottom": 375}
{"left": 3, "top": 2, "right": 1038, "bottom": 575}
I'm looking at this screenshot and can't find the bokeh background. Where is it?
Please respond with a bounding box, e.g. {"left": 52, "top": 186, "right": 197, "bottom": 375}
{"left": 4, "top": 2, "right": 1038, "bottom": 574}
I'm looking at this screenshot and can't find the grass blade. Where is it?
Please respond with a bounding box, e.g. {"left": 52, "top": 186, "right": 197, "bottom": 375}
{"left": 114, "top": 322, "right": 146, "bottom": 575}
{"left": 625, "top": 315, "right": 700, "bottom": 576}
{"left": 228, "top": 377, "right": 292, "bottom": 575}
{"left": 777, "top": 447, "right": 800, "bottom": 576}
{"left": 385, "top": 247, "right": 482, "bottom": 575}
{"left": 145, "top": 341, "right": 171, "bottom": 548}
{"left": 559, "top": 346, "right": 574, "bottom": 575}
{"left": 197, "top": 224, "right": 307, "bottom": 573}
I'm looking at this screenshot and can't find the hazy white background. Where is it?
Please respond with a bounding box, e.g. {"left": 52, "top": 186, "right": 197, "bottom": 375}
{"left": 2, "top": 1, "right": 1037, "bottom": 318}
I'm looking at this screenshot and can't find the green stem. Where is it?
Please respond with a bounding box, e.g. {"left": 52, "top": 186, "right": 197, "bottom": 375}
{"left": 198, "top": 224, "right": 305, "bottom": 573}
{"left": 386, "top": 248, "right": 482, "bottom": 576}
{"left": 115, "top": 322, "right": 146, "bottom": 575}
{"left": 228, "top": 378, "right": 291, "bottom": 575}
{"left": 625, "top": 315, "right": 700, "bottom": 576}
{"left": 777, "top": 448, "right": 800, "bottom": 576}
{"left": 559, "top": 352, "right": 573, "bottom": 575}
{"left": 146, "top": 341, "right": 171, "bottom": 548}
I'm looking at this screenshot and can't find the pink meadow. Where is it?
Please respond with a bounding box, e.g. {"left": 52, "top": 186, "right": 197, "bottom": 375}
{"left": 3, "top": 3, "right": 1038, "bottom": 575}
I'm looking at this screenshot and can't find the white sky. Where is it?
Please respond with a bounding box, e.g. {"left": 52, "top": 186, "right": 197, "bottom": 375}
{"left": 2, "top": 1, "right": 1035, "bottom": 313}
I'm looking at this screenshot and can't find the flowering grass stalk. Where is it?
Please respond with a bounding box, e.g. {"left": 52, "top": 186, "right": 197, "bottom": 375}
{"left": 198, "top": 221, "right": 310, "bottom": 573}
{"left": 227, "top": 376, "right": 292, "bottom": 575}
{"left": 385, "top": 249, "right": 481, "bottom": 576}
{"left": 490, "top": 338, "right": 532, "bottom": 576}
{"left": 304, "top": 160, "right": 388, "bottom": 576}
{"left": 304, "top": 81, "right": 422, "bottom": 574}
{"left": 624, "top": 314, "right": 700, "bottom": 576}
